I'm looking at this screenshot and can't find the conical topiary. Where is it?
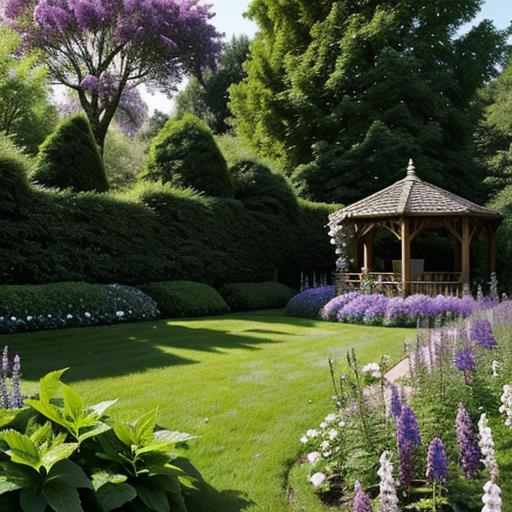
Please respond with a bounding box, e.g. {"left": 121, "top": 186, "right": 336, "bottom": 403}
{"left": 33, "top": 114, "right": 108, "bottom": 193}
{"left": 141, "top": 114, "right": 233, "bottom": 197}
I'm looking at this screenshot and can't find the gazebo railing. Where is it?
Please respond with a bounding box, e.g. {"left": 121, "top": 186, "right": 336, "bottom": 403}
{"left": 336, "top": 272, "right": 464, "bottom": 296}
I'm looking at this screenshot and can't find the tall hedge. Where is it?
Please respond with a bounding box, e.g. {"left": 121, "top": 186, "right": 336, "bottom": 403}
{"left": 142, "top": 114, "right": 233, "bottom": 197}
{"left": 32, "top": 114, "right": 108, "bottom": 193}
{"left": 0, "top": 175, "right": 335, "bottom": 286}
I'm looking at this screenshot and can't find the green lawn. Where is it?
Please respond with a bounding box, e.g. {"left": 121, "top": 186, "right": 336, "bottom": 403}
{"left": 6, "top": 310, "right": 412, "bottom": 512}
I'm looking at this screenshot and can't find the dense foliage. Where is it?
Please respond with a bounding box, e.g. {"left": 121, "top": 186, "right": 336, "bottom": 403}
{"left": 176, "top": 35, "right": 251, "bottom": 133}
{"left": 32, "top": 115, "right": 109, "bottom": 193}
{"left": 219, "top": 282, "right": 295, "bottom": 311}
{"left": 140, "top": 281, "right": 229, "bottom": 318}
{"left": 0, "top": 27, "right": 56, "bottom": 153}
{"left": 0, "top": 282, "right": 159, "bottom": 334}
{"left": 0, "top": 369, "right": 196, "bottom": 511}
{"left": 0, "top": 153, "right": 335, "bottom": 287}
{"left": 299, "top": 302, "right": 512, "bottom": 509}
{"left": 142, "top": 114, "right": 234, "bottom": 198}
{"left": 231, "top": 0, "right": 509, "bottom": 204}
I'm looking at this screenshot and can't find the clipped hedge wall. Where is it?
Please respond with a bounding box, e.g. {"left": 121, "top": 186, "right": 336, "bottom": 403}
{"left": 140, "top": 281, "right": 229, "bottom": 318}
{"left": 0, "top": 282, "right": 159, "bottom": 333}
{"left": 0, "top": 151, "right": 336, "bottom": 288}
{"left": 219, "top": 282, "right": 295, "bottom": 311}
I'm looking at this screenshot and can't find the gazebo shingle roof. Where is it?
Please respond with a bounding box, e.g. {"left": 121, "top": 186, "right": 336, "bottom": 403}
{"left": 333, "top": 160, "right": 502, "bottom": 222}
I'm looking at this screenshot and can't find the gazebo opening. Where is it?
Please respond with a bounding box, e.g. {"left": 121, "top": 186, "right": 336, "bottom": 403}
{"left": 329, "top": 160, "right": 503, "bottom": 296}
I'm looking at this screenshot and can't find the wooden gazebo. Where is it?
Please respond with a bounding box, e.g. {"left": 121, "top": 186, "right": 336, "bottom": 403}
{"left": 331, "top": 160, "right": 503, "bottom": 295}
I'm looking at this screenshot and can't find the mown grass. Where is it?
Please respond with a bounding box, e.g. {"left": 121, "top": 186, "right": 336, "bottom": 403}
{"left": 7, "top": 310, "right": 412, "bottom": 512}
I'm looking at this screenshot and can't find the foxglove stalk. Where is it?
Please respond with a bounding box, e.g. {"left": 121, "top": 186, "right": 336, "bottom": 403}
{"left": 471, "top": 319, "right": 497, "bottom": 349}
{"left": 426, "top": 437, "right": 448, "bottom": 483}
{"left": 352, "top": 480, "right": 372, "bottom": 512}
{"left": 397, "top": 406, "right": 421, "bottom": 491}
{"left": 390, "top": 385, "right": 402, "bottom": 418}
{"left": 499, "top": 384, "right": 512, "bottom": 427}
{"left": 456, "top": 403, "right": 483, "bottom": 478}
{"left": 482, "top": 480, "right": 502, "bottom": 512}
{"left": 478, "top": 414, "right": 498, "bottom": 479}
{"left": 11, "top": 355, "right": 23, "bottom": 408}
{"left": 377, "top": 451, "right": 399, "bottom": 512}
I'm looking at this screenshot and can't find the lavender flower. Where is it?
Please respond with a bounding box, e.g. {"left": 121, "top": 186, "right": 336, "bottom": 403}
{"left": 471, "top": 319, "right": 497, "bottom": 349}
{"left": 455, "top": 348, "right": 476, "bottom": 373}
{"left": 482, "top": 480, "right": 502, "bottom": 511}
{"left": 456, "top": 403, "right": 483, "bottom": 478}
{"left": 352, "top": 480, "right": 372, "bottom": 512}
{"left": 11, "top": 355, "right": 23, "bottom": 409}
{"left": 397, "top": 406, "right": 421, "bottom": 490}
{"left": 426, "top": 437, "right": 448, "bottom": 483}
{"left": 390, "top": 384, "right": 402, "bottom": 419}
{"left": 377, "top": 451, "right": 399, "bottom": 512}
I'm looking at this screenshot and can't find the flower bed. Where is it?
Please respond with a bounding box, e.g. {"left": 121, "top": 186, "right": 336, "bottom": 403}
{"left": 287, "top": 287, "right": 487, "bottom": 327}
{"left": 297, "top": 301, "right": 512, "bottom": 510}
{"left": 0, "top": 282, "right": 159, "bottom": 334}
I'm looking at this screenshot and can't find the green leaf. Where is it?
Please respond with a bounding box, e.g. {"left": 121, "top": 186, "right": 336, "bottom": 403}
{"left": 42, "top": 480, "right": 83, "bottom": 512}
{"left": 112, "top": 423, "right": 134, "bottom": 447}
{"left": 134, "top": 409, "right": 158, "bottom": 445}
{"left": 0, "top": 461, "right": 35, "bottom": 494}
{"left": 48, "top": 460, "right": 92, "bottom": 490}
{"left": 88, "top": 400, "right": 118, "bottom": 418}
{"left": 62, "top": 384, "right": 84, "bottom": 422}
{"left": 77, "top": 422, "right": 111, "bottom": 443}
{"left": 97, "top": 483, "right": 137, "bottom": 512}
{"left": 29, "top": 422, "right": 53, "bottom": 447}
{"left": 0, "top": 409, "right": 22, "bottom": 428}
{"left": 0, "top": 431, "right": 40, "bottom": 470}
{"left": 41, "top": 443, "right": 79, "bottom": 473}
{"left": 133, "top": 481, "right": 170, "bottom": 512}
{"left": 39, "top": 369, "right": 68, "bottom": 403}
{"left": 25, "top": 399, "right": 64, "bottom": 428}
{"left": 91, "top": 469, "right": 128, "bottom": 491}
{"left": 20, "top": 487, "right": 48, "bottom": 512}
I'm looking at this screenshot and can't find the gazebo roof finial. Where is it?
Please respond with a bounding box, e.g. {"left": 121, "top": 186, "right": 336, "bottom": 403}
{"left": 406, "top": 158, "right": 418, "bottom": 180}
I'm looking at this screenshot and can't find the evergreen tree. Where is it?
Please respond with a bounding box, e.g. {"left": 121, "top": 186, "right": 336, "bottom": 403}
{"left": 231, "top": 0, "right": 508, "bottom": 204}
{"left": 33, "top": 114, "right": 108, "bottom": 193}
{"left": 142, "top": 114, "right": 233, "bottom": 197}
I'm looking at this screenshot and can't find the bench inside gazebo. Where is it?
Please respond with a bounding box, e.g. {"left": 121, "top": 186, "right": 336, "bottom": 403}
{"left": 329, "top": 160, "right": 503, "bottom": 296}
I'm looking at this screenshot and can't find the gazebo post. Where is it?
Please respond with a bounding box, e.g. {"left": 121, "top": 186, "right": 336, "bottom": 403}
{"left": 401, "top": 218, "right": 411, "bottom": 295}
{"left": 363, "top": 230, "right": 375, "bottom": 272}
{"left": 354, "top": 236, "right": 364, "bottom": 271}
{"left": 461, "top": 218, "right": 471, "bottom": 284}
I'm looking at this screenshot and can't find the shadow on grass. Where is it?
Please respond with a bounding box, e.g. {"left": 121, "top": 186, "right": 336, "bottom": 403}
{"left": 7, "top": 313, "right": 301, "bottom": 382}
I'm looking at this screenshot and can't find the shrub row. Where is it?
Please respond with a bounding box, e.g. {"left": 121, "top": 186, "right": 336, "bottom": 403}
{"left": 0, "top": 282, "right": 159, "bottom": 334}
{"left": 219, "top": 282, "right": 295, "bottom": 311}
{"left": 1, "top": 152, "right": 336, "bottom": 288}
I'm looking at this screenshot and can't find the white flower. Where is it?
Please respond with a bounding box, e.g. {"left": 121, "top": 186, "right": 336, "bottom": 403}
{"left": 47, "top": 314, "right": 52, "bottom": 318}
{"left": 320, "top": 421, "right": 328, "bottom": 429}
{"left": 85, "top": 312, "right": 92, "bottom": 318}
{"left": 306, "top": 429, "right": 319, "bottom": 439}
{"left": 338, "top": 420, "right": 346, "bottom": 428}
{"left": 478, "top": 414, "right": 499, "bottom": 480}
{"left": 26, "top": 316, "right": 33, "bottom": 322}
{"left": 300, "top": 436, "right": 309, "bottom": 444}
{"left": 320, "top": 440, "right": 330, "bottom": 450}
{"left": 362, "top": 362, "right": 381, "bottom": 378}
{"left": 116, "top": 311, "right": 125, "bottom": 318}
{"left": 307, "top": 452, "right": 321, "bottom": 464}
{"left": 499, "top": 384, "right": 512, "bottom": 428}
{"left": 66, "top": 314, "right": 73, "bottom": 320}
{"left": 491, "top": 360, "right": 500, "bottom": 377}
{"left": 322, "top": 450, "right": 331, "bottom": 458}
{"left": 309, "top": 472, "right": 326, "bottom": 487}
{"left": 328, "top": 428, "right": 338, "bottom": 440}
{"left": 482, "top": 480, "right": 502, "bottom": 512}
{"left": 10, "top": 317, "right": 16, "bottom": 322}
{"left": 324, "top": 413, "right": 337, "bottom": 424}
{"left": 377, "top": 451, "right": 399, "bottom": 512}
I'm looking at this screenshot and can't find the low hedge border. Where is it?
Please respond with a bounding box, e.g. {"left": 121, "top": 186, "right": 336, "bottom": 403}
{"left": 219, "top": 282, "right": 296, "bottom": 312}
{"left": 140, "top": 281, "right": 230, "bottom": 318}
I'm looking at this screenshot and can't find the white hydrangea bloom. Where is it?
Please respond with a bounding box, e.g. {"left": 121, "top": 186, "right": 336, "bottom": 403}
{"left": 328, "top": 428, "right": 338, "bottom": 440}
{"left": 362, "top": 362, "right": 381, "bottom": 378}
{"left": 482, "top": 480, "right": 502, "bottom": 512}
{"left": 306, "top": 429, "right": 319, "bottom": 439}
{"left": 307, "top": 452, "right": 320, "bottom": 464}
{"left": 499, "top": 384, "right": 512, "bottom": 428}
{"left": 325, "top": 413, "right": 337, "bottom": 424}
{"left": 309, "top": 472, "right": 326, "bottom": 487}
{"left": 377, "top": 451, "right": 399, "bottom": 512}
{"left": 478, "top": 414, "right": 499, "bottom": 480}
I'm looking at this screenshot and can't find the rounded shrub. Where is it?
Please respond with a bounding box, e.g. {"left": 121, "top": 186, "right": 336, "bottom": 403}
{"left": 32, "top": 114, "right": 108, "bottom": 193}
{"left": 140, "top": 281, "right": 229, "bottom": 318}
{"left": 142, "top": 114, "right": 233, "bottom": 197}
{"left": 0, "top": 282, "right": 158, "bottom": 334}
{"left": 219, "top": 282, "right": 295, "bottom": 312}
{"left": 231, "top": 159, "right": 298, "bottom": 219}
{"left": 286, "top": 286, "right": 337, "bottom": 319}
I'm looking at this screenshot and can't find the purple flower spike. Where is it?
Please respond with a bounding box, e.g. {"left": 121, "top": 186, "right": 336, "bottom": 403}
{"left": 2, "top": 346, "right": 9, "bottom": 375}
{"left": 426, "top": 437, "right": 448, "bottom": 483}
{"left": 352, "top": 480, "right": 372, "bottom": 512}
{"left": 456, "top": 403, "right": 483, "bottom": 478}
{"left": 11, "top": 355, "right": 23, "bottom": 409}
{"left": 397, "top": 406, "right": 422, "bottom": 491}
{"left": 390, "top": 384, "right": 402, "bottom": 418}
{"left": 455, "top": 348, "right": 476, "bottom": 373}
{"left": 471, "top": 319, "right": 497, "bottom": 350}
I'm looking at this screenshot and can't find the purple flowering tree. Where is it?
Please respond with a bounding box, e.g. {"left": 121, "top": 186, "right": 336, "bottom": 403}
{"left": 2, "top": 0, "right": 221, "bottom": 153}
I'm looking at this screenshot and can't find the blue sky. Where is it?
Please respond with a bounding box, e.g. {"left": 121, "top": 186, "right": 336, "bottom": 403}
{"left": 144, "top": 0, "right": 512, "bottom": 112}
